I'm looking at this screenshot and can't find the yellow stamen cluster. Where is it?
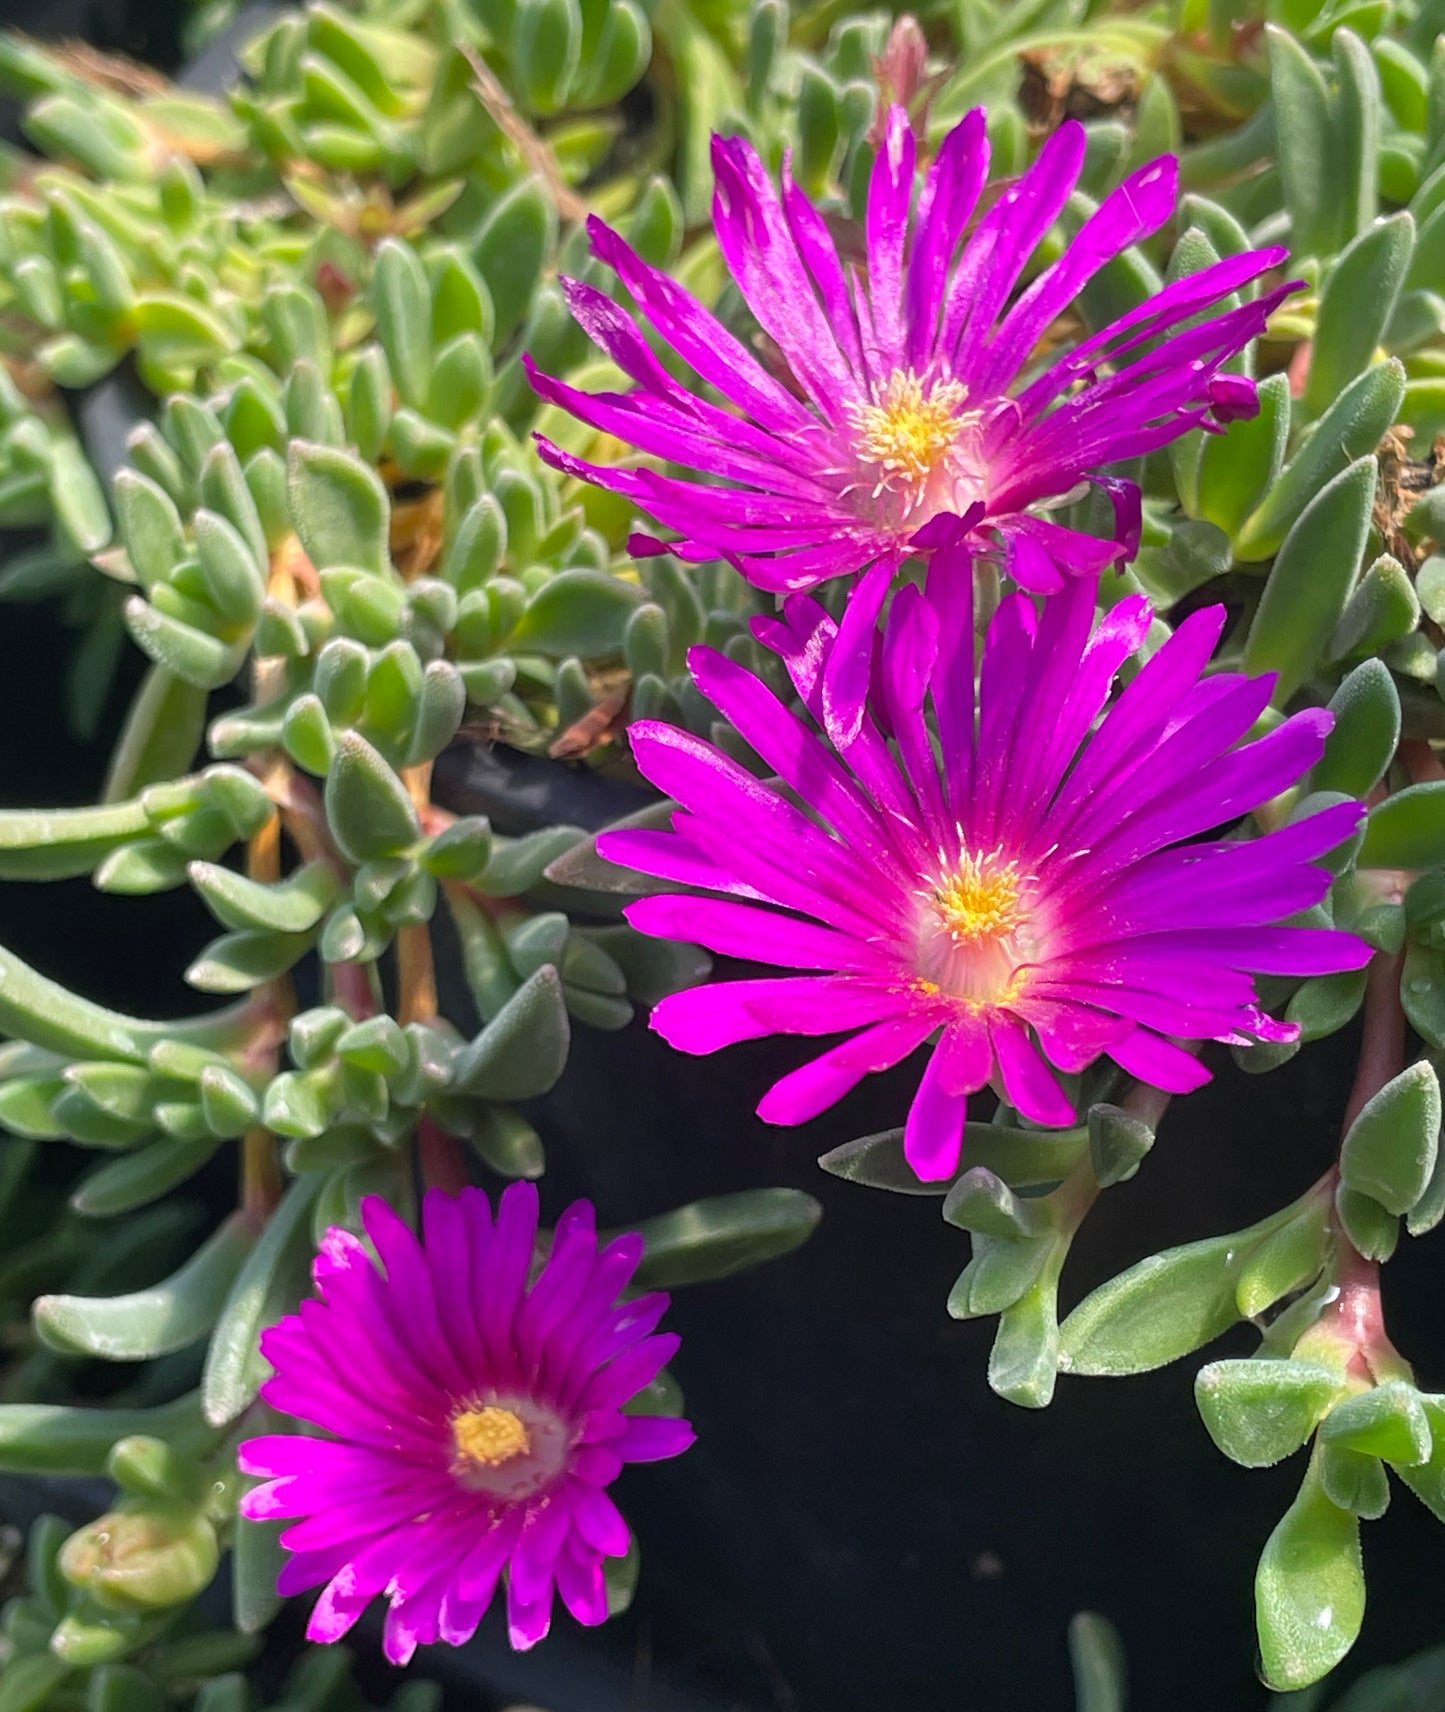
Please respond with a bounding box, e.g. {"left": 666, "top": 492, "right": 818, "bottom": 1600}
{"left": 934, "top": 856, "right": 1024, "bottom": 945}
{"left": 451, "top": 1405, "right": 530, "bottom": 1468}
{"left": 846, "top": 370, "right": 971, "bottom": 491}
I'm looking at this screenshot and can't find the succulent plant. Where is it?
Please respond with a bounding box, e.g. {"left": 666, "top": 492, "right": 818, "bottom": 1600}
{"left": 1, "top": 0, "right": 1445, "bottom": 1702}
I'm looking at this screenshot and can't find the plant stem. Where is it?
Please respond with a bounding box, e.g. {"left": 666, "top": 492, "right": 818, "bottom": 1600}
{"left": 1324, "top": 949, "right": 1408, "bottom": 1382}
{"left": 238, "top": 762, "right": 295, "bottom": 1222}
{"left": 399, "top": 761, "right": 465, "bottom": 1193}
{"left": 418, "top": 1114, "right": 469, "bottom": 1196}
{"left": 241, "top": 1125, "right": 282, "bottom": 1221}
{"left": 1341, "top": 949, "right": 1405, "bottom": 1132}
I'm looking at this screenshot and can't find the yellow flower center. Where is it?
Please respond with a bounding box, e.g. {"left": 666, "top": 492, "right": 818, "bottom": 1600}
{"left": 917, "top": 852, "right": 1035, "bottom": 1012}
{"left": 451, "top": 1405, "right": 531, "bottom": 1468}
{"left": 845, "top": 370, "right": 973, "bottom": 493}
{"left": 934, "top": 856, "right": 1025, "bottom": 944}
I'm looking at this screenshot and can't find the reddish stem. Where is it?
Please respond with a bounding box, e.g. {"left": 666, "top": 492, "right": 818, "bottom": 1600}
{"left": 1341, "top": 949, "right": 1406, "bottom": 1133}
{"left": 1324, "top": 949, "right": 1408, "bottom": 1381}
{"left": 418, "top": 1114, "right": 469, "bottom": 1196}
{"left": 331, "top": 959, "right": 378, "bottom": 1020}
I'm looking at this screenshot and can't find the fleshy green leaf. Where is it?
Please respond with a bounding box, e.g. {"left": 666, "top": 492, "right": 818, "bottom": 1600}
{"left": 1195, "top": 1359, "right": 1344, "bottom": 1467}
{"left": 451, "top": 965, "right": 570, "bottom": 1100}
{"left": 630, "top": 1189, "right": 821, "bottom": 1287}
{"left": 324, "top": 731, "right": 421, "bottom": 862}
{"left": 1339, "top": 1060, "right": 1440, "bottom": 1214}
{"left": 201, "top": 1172, "right": 325, "bottom": 1427}
{"left": 1360, "top": 783, "right": 1445, "bottom": 868}
{"left": 35, "top": 1212, "right": 257, "bottom": 1360}
{"left": 1256, "top": 1450, "right": 1366, "bottom": 1691}
{"left": 1321, "top": 1380, "right": 1433, "bottom": 1465}
{"left": 1243, "top": 457, "right": 1377, "bottom": 706}
{"left": 287, "top": 440, "right": 391, "bottom": 576}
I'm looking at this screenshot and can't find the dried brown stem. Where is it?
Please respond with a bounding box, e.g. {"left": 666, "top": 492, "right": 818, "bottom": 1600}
{"left": 459, "top": 43, "right": 589, "bottom": 224}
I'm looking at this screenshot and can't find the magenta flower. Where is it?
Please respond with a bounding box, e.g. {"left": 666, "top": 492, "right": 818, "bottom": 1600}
{"left": 238, "top": 1186, "right": 693, "bottom": 1661}
{"left": 528, "top": 106, "right": 1291, "bottom": 617}
{"left": 599, "top": 572, "right": 1371, "bottom": 1183}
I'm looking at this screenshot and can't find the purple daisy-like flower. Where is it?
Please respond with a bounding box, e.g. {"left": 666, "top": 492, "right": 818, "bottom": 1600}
{"left": 238, "top": 1185, "right": 693, "bottom": 1661}
{"left": 527, "top": 105, "right": 1292, "bottom": 610}
{"left": 598, "top": 572, "right": 1371, "bottom": 1183}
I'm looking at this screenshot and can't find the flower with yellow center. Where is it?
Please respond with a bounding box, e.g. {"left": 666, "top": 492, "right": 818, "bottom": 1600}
{"left": 451, "top": 1404, "right": 531, "bottom": 1469}
{"left": 845, "top": 370, "right": 974, "bottom": 504}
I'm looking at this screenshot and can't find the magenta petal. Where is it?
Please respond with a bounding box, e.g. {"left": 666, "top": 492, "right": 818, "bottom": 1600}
{"left": 757, "top": 1013, "right": 938, "bottom": 1124}
{"left": 1109, "top": 1028, "right": 1213, "bottom": 1093}
{"left": 989, "top": 1014, "right": 1076, "bottom": 1127}
{"left": 619, "top": 1414, "right": 697, "bottom": 1462}
{"left": 904, "top": 1047, "right": 970, "bottom": 1180}
{"left": 822, "top": 555, "right": 895, "bottom": 746}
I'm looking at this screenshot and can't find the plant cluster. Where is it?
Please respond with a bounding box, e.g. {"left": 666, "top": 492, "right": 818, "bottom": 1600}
{"left": 0, "top": 0, "right": 1443, "bottom": 1703}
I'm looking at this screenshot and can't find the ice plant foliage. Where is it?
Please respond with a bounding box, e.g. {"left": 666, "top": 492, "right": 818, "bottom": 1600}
{"left": 529, "top": 106, "right": 1291, "bottom": 604}
{"left": 601, "top": 574, "right": 1372, "bottom": 1181}
{"left": 239, "top": 1186, "right": 693, "bottom": 1661}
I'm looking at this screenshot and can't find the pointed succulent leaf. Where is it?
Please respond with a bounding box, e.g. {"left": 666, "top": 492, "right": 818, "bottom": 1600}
{"left": 1394, "top": 1395, "right": 1445, "bottom": 1521}
{"left": 334, "top": 1015, "right": 409, "bottom": 1075}
{"left": 1195, "top": 1359, "right": 1345, "bottom": 1467}
{"left": 1339, "top": 1060, "right": 1440, "bottom": 1214}
{"left": 186, "top": 929, "right": 314, "bottom": 994}
{"left": 0, "top": 1392, "right": 208, "bottom": 1476}
{"left": 202, "top": 1172, "right": 325, "bottom": 1426}
{"left": 407, "top": 661, "right": 466, "bottom": 765}
{"left": 420, "top": 816, "right": 493, "bottom": 881}
{"left": 1321, "top": 1380, "right": 1433, "bottom": 1465}
{"left": 1058, "top": 1228, "right": 1258, "bottom": 1376}
{"left": 1306, "top": 218, "right": 1414, "bottom": 417}
{"left": 1286, "top": 968, "right": 1370, "bottom": 1042}
{"left": 34, "top": 1211, "right": 257, "bottom": 1360}
{"left": 1244, "top": 457, "right": 1377, "bottom": 706}
{"left": 0, "top": 797, "right": 152, "bottom": 882}
{"left": 198, "top": 1065, "right": 260, "bottom": 1135}
{"left": 1328, "top": 554, "right": 1420, "bottom": 662}
{"left": 1195, "top": 372, "right": 1291, "bottom": 540}
{"left": 474, "top": 175, "right": 555, "bottom": 340}
{"left": 1088, "top": 1103, "right": 1155, "bottom": 1187}
{"left": 287, "top": 440, "right": 391, "bottom": 577}
{"left": 1237, "top": 360, "right": 1404, "bottom": 561}
{"left": 1234, "top": 1198, "right": 1332, "bottom": 1317}
{"left": 324, "top": 731, "right": 421, "bottom": 862}
{"left": 1068, "top": 1612, "right": 1128, "bottom": 1712}
{"left": 949, "top": 1232, "right": 1058, "bottom": 1319}
{"left": 1334, "top": 1183, "right": 1399, "bottom": 1261}
{"left": 508, "top": 569, "right": 642, "bottom": 658}
{"left": 450, "top": 965, "right": 570, "bottom": 1100}
{"left": 630, "top": 1189, "right": 821, "bottom": 1287}
{"left": 1313, "top": 660, "right": 1400, "bottom": 797}
{"left": 113, "top": 470, "right": 185, "bottom": 591}
{"left": 1360, "top": 783, "right": 1445, "bottom": 868}
{"left": 466, "top": 1104, "right": 546, "bottom": 1178}
{"left": 942, "top": 1167, "right": 1043, "bottom": 1238}
{"left": 124, "top": 597, "right": 248, "bottom": 689}
{"left": 188, "top": 857, "right": 340, "bottom": 934}
{"left": 506, "top": 910, "right": 570, "bottom": 981}
{"left": 193, "top": 510, "right": 266, "bottom": 631}
{"left": 372, "top": 239, "right": 432, "bottom": 409}
{"left": 1269, "top": 24, "right": 1341, "bottom": 258}
{"left": 281, "top": 694, "right": 336, "bottom": 775}
{"left": 477, "top": 825, "right": 587, "bottom": 895}
{"left": 988, "top": 1257, "right": 1062, "bottom": 1409}
{"left": 1256, "top": 1450, "right": 1365, "bottom": 1692}
{"left": 1319, "top": 1442, "right": 1391, "bottom": 1520}
{"left": 1406, "top": 1118, "right": 1445, "bottom": 1235}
